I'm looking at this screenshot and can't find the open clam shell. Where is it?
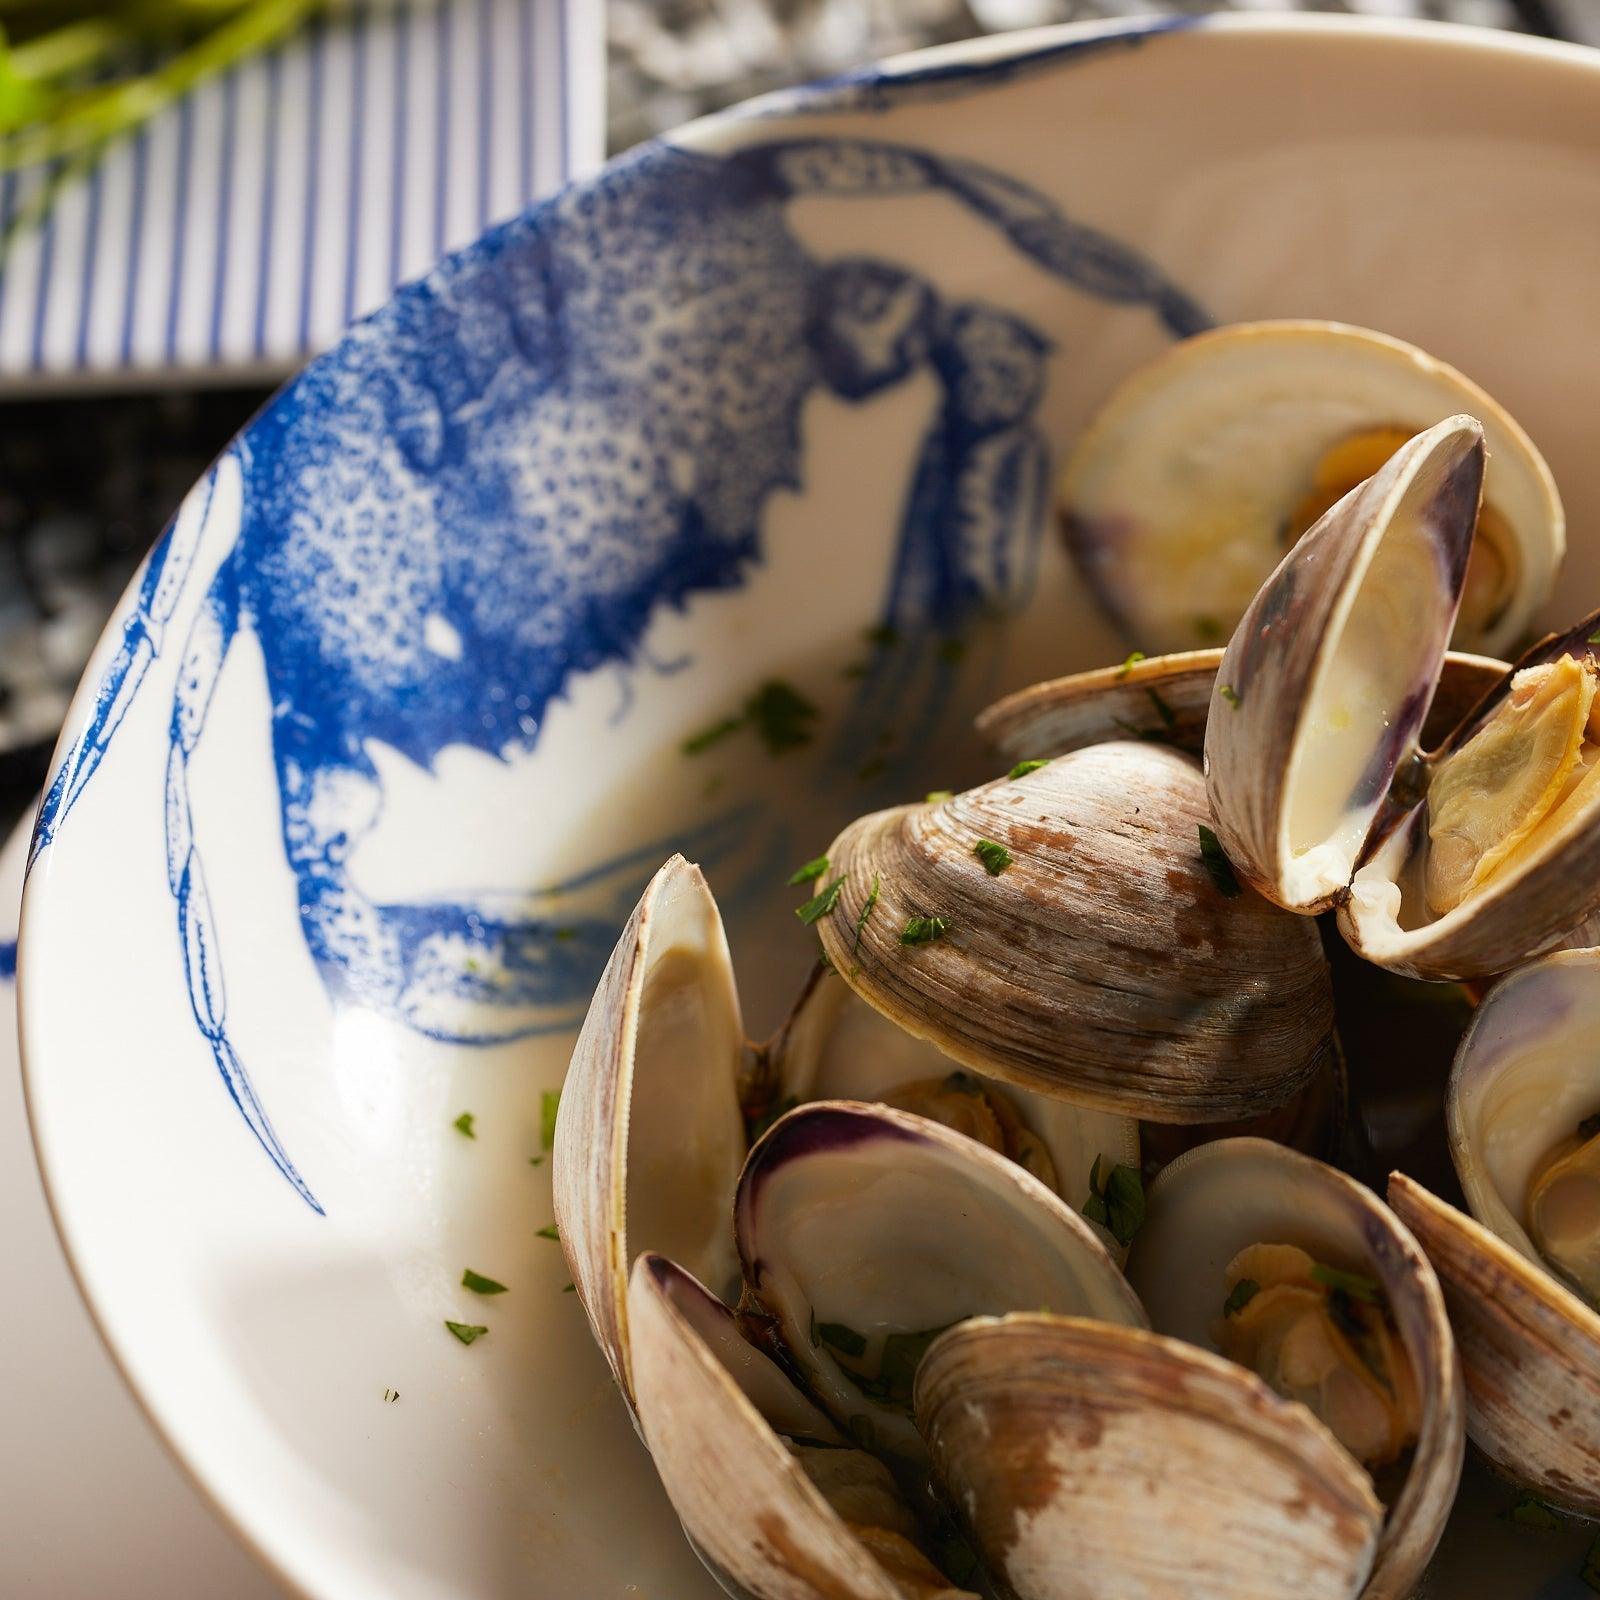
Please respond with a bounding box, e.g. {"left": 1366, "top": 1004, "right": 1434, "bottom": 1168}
{"left": 1125, "top": 1139, "right": 1463, "bottom": 1600}
{"left": 914, "top": 1314, "right": 1383, "bottom": 1600}
{"left": 1340, "top": 615, "right": 1600, "bottom": 979}
{"left": 1060, "top": 319, "right": 1561, "bottom": 658}
{"left": 734, "top": 1101, "right": 1146, "bottom": 1464}
{"left": 1205, "top": 415, "right": 1484, "bottom": 917}
{"left": 1387, "top": 949, "right": 1600, "bottom": 1515}
{"left": 554, "top": 854, "right": 747, "bottom": 1400}
{"left": 977, "top": 648, "right": 1507, "bottom": 769}
{"left": 819, "top": 740, "right": 1336, "bottom": 1123}
{"left": 629, "top": 1253, "right": 975, "bottom": 1600}
{"left": 765, "top": 968, "right": 1140, "bottom": 1225}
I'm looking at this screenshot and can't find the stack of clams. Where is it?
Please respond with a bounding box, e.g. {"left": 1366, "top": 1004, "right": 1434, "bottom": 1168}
{"left": 555, "top": 321, "right": 1600, "bottom": 1599}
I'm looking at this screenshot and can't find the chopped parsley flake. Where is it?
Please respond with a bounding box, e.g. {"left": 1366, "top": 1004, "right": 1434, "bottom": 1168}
{"left": 924, "top": 789, "right": 954, "bottom": 803}
{"left": 1197, "top": 824, "right": 1242, "bottom": 898}
{"left": 900, "top": 914, "right": 950, "bottom": 947}
{"left": 788, "top": 855, "right": 830, "bottom": 886}
{"left": 453, "top": 1112, "right": 476, "bottom": 1139}
{"left": 1505, "top": 1496, "right": 1562, "bottom": 1532}
{"left": 817, "top": 1321, "right": 868, "bottom": 1359}
{"left": 462, "top": 1269, "right": 509, "bottom": 1294}
{"left": 1145, "top": 687, "right": 1178, "bottom": 730}
{"left": 1311, "top": 1263, "right": 1383, "bottom": 1305}
{"left": 445, "top": 1321, "right": 489, "bottom": 1345}
{"left": 1008, "top": 759, "right": 1049, "bottom": 780}
{"left": 852, "top": 874, "right": 880, "bottom": 954}
{"left": 974, "top": 839, "right": 1012, "bottom": 876}
{"left": 1589, "top": 630, "right": 1600, "bottom": 647}
{"left": 535, "top": 1224, "right": 560, "bottom": 1242}
{"left": 1219, "top": 684, "right": 1241, "bottom": 709}
{"left": 1223, "top": 1279, "right": 1261, "bottom": 1318}
{"left": 681, "top": 680, "right": 820, "bottom": 758}
{"left": 1116, "top": 651, "right": 1146, "bottom": 679}
{"left": 1195, "top": 616, "right": 1224, "bottom": 642}
{"left": 541, "top": 1090, "right": 561, "bottom": 1150}
{"left": 681, "top": 715, "right": 744, "bottom": 756}
{"left": 383, "top": 1388, "right": 400, "bottom": 1403}
{"left": 528, "top": 1156, "right": 544, "bottom": 1167}
{"left": 562, "top": 1282, "right": 576, "bottom": 1294}
{"left": 796, "top": 876, "right": 846, "bottom": 925}
{"left": 1082, "top": 1155, "right": 1146, "bottom": 1248}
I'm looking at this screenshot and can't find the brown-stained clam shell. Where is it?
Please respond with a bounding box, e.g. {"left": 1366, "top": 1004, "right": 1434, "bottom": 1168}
{"left": 1126, "top": 1139, "right": 1463, "bottom": 1600}
{"left": 817, "top": 741, "right": 1336, "bottom": 1124}
{"left": 914, "top": 1314, "right": 1383, "bottom": 1600}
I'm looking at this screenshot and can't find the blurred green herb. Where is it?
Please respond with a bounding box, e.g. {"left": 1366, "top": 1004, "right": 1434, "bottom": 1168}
{"left": 462, "top": 1269, "right": 508, "bottom": 1295}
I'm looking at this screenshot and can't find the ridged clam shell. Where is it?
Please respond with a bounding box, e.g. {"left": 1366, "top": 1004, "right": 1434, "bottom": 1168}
{"left": 735, "top": 1101, "right": 1147, "bottom": 1462}
{"left": 1059, "top": 319, "right": 1560, "bottom": 659}
{"left": 915, "top": 1314, "right": 1383, "bottom": 1600}
{"left": 1204, "top": 416, "right": 1484, "bottom": 916}
{"left": 1341, "top": 612, "right": 1600, "bottom": 979}
{"left": 628, "top": 1253, "right": 938, "bottom": 1600}
{"left": 977, "top": 649, "right": 1507, "bottom": 768}
{"left": 818, "top": 740, "right": 1336, "bottom": 1123}
{"left": 1126, "top": 1139, "right": 1463, "bottom": 1600}
{"left": 1388, "top": 1175, "right": 1600, "bottom": 1518}
{"left": 553, "top": 855, "right": 746, "bottom": 1402}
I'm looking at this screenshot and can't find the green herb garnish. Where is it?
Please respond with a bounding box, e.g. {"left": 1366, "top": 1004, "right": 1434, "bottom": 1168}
{"left": 1505, "top": 1496, "right": 1562, "bottom": 1532}
{"left": 925, "top": 789, "right": 954, "bottom": 803}
{"left": 1311, "top": 1263, "right": 1383, "bottom": 1304}
{"left": 852, "top": 874, "right": 880, "bottom": 953}
{"left": 1145, "top": 687, "right": 1178, "bottom": 730}
{"left": 1116, "top": 651, "right": 1146, "bottom": 679}
{"left": 1197, "top": 824, "right": 1242, "bottom": 898}
{"left": 383, "top": 1388, "right": 400, "bottom": 1402}
{"left": 944, "top": 1071, "right": 982, "bottom": 1096}
{"left": 788, "top": 855, "right": 830, "bottom": 886}
{"left": 1223, "top": 1278, "right": 1260, "bottom": 1317}
{"left": 1082, "top": 1155, "right": 1146, "bottom": 1248}
{"left": 562, "top": 1282, "right": 576, "bottom": 1294}
{"left": 528, "top": 1156, "right": 544, "bottom": 1167}
{"left": 748, "top": 680, "right": 820, "bottom": 755}
{"left": 974, "top": 839, "right": 1012, "bottom": 876}
{"left": 796, "top": 876, "right": 846, "bottom": 925}
{"left": 900, "top": 914, "right": 950, "bottom": 947}
{"left": 453, "top": 1112, "right": 476, "bottom": 1139}
{"left": 817, "top": 1321, "right": 869, "bottom": 1359}
{"left": 681, "top": 715, "right": 744, "bottom": 756}
{"left": 878, "top": 1325, "right": 954, "bottom": 1405}
{"left": 1195, "top": 616, "right": 1223, "bottom": 642}
{"left": 535, "top": 1225, "right": 560, "bottom": 1242}
{"left": 1008, "top": 759, "right": 1049, "bottom": 780}
{"left": 462, "top": 1269, "right": 509, "bottom": 1295}
{"left": 445, "top": 1321, "right": 489, "bottom": 1345}
{"left": 541, "top": 1090, "right": 561, "bottom": 1151}
{"left": 1219, "top": 684, "right": 1241, "bottom": 709}
{"left": 1589, "top": 630, "right": 1600, "bottom": 647}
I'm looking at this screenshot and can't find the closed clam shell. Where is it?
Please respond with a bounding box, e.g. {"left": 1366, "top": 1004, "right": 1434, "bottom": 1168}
{"left": 1385, "top": 949, "right": 1600, "bottom": 1515}
{"left": 977, "top": 649, "right": 1506, "bottom": 768}
{"left": 1059, "top": 319, "right": 1560, "bottom": 658}
{"left": 735, "top": 1101, "right": 1147, "bottom": 1463}
{"left": 1204, "top": 416, "right": 1484, "bottom": 916}
{"left": 766, "top": 967, "right": 1140, "bottom": 1223}
{"left": 1125, "top": 1139, "right": 1463, "bottom": 1600}
{"left": 554, "top": 855, "right": 746, "bottom": 1401}
{"left": 914, "top": 1314, "right": 1383, "bottom": 1600}
{"left": 1341, "top": 615, "right": 1600, "bottom": 980}
{"left": 818, "top": 741, "right": 1336, "bottom": 1123}
{"left": 629, "top": 1253, "right": 974, "bottom": 1600}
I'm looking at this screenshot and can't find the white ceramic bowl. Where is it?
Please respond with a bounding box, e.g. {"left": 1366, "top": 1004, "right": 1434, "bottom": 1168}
{"left": 22, "top": 15, "right": 1600, "bottom": 1598}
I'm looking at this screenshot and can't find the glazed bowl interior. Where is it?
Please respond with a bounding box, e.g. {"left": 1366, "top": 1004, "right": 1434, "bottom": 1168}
{"left": 20, "top": 15, "right": 1600, "bottom": 1600}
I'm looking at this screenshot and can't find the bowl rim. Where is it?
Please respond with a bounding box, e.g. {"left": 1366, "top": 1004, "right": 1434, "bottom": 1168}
{"left": 19, "top": 12, "right": 1600, "bottom": 1600}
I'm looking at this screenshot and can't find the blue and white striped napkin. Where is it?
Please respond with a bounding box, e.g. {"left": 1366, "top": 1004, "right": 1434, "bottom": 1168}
{"left": 0, "top": 0, "right": 601, "bottom": 388}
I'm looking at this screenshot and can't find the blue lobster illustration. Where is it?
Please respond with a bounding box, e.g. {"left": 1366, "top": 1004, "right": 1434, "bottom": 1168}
{"left": 31, "top": 132, "right": 1208, "bottom": 1212}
